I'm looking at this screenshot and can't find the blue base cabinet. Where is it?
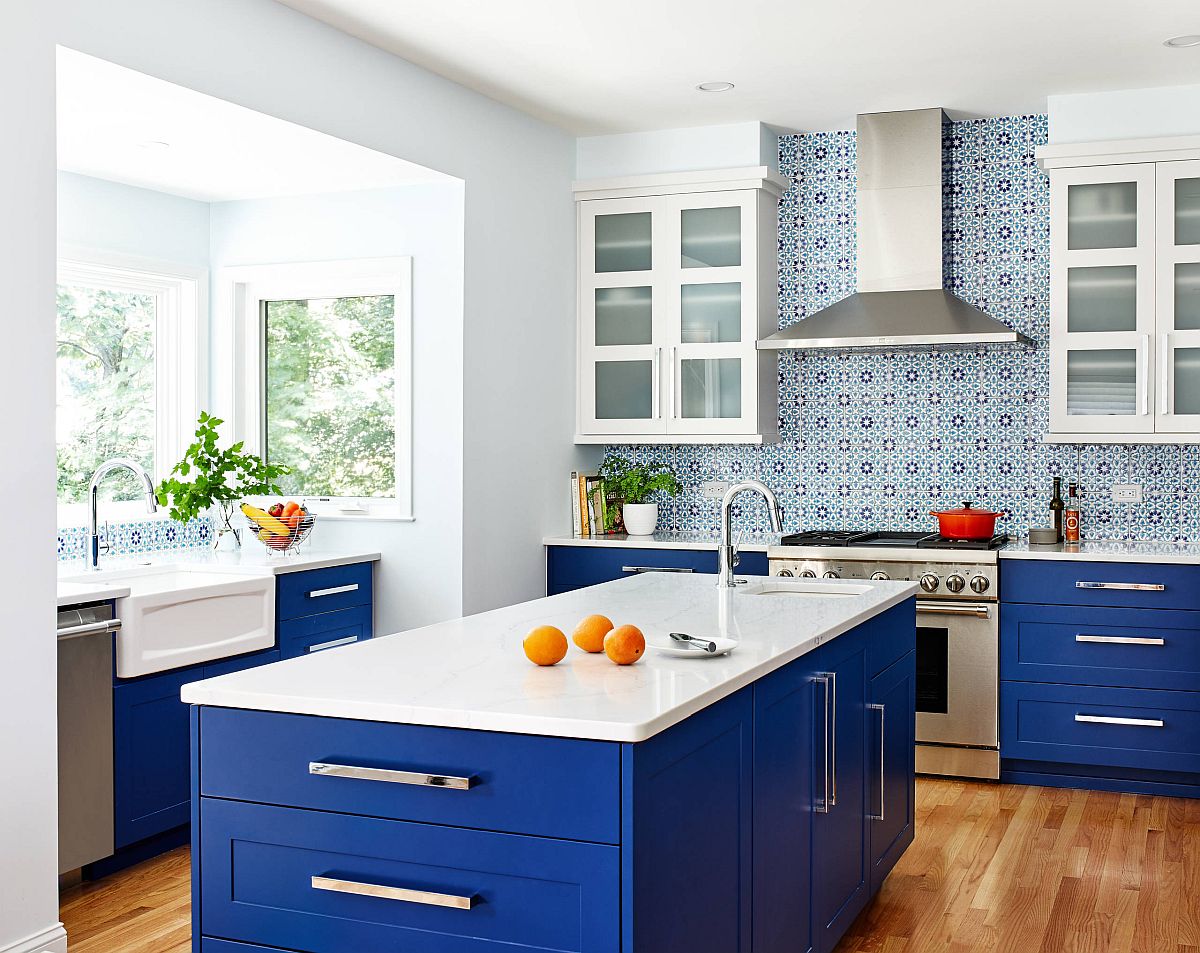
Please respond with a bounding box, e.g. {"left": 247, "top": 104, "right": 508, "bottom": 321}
{"left": 546, "top": 545, "right": 768, "bottom": 596}
{"left": 1000, "top": 558, "right": 1200, "bottom": 797}
{"left": 191, "top": 599, "right": 916, "bottom": 953}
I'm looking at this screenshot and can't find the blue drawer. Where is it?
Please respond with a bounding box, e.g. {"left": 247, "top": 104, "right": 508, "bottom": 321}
{"left": 198, "top": 708, "right": 620, "bottom": 844}
{"left": 202, "top": 942, "right": 293, "bottom": 953}
{"left": 1001, "top": 559, "right": 1200, "bottom": 611}
{"left": 278, "top": 605, "right": 371, "bottom": 660}
{"left": 200, "top": 798, "right": 620, "bottom": 953}
{"left": 277, "top": 562, "right": 373, "bottom": 621}
{"left": 1001, "top": 602, "right": 1200, "bottom": 691}
{"left": 546, "top": 545, "right": 767, "bottom": 595}
{"left": 1001, "top": 680, "right": 1200, "bottom": 773}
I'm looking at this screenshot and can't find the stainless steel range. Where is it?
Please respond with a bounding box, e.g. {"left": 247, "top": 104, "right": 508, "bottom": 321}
{"left": 768, "top": 530, "right": 1002, "bottom": 781}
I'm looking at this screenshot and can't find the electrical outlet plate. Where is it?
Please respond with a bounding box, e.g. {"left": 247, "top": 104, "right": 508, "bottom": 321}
{"left": 701, "top": 480, "right": 732, "bottom": 501}
{"left": 1112, "top": 483, "right": 1143, "bottom": 504}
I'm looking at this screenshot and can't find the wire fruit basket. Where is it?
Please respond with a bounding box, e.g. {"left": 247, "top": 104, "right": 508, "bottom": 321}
{"left": 240, "top": 503, "right": 315, "bottom": 554}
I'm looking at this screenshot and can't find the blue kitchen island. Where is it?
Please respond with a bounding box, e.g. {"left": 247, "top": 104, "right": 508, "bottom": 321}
{"left": 183, "top": 573, "right": 917, "bottom": 953}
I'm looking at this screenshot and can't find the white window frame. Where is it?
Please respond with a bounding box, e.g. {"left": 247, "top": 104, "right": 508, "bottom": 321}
{"left": 56, "top": 246, "right": 206, "bottom": 525}
{"left": 221, "top": 257, "right": 414, "bottom": 521}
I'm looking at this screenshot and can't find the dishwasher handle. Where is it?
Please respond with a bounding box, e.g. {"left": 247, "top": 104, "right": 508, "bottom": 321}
{"left": 57, "top": 618, "right": 121, "bottom": 641}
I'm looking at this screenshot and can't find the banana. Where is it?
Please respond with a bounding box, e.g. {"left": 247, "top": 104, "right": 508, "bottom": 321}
{"left": 241, "top": 502, "right": 292, "bottom": 536}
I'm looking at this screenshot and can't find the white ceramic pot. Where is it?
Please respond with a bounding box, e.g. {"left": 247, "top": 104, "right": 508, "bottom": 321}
{"left": 622, "top": 502, "right": 658, "bottom": 537}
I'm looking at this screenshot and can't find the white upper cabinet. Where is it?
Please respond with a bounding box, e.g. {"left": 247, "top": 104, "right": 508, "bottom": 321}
{"left": 574, "top": 169, "right": 786, "bottom": 444}
{"left": 1039, "top": 136, "right": 1200, "bottom": 442}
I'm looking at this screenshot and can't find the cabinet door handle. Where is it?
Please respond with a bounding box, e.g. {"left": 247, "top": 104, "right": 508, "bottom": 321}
{"left": 1074, "top": 714, "right": 1164, "bottom": 728}
{"left": 652, "top": 347, "right": 661, "bottom": 419}
{"left": 308, "top": 583, "right": 360, "bottom": 599}
{"left": 1139, "top": 334, "right": 1150, "bottom": 416}
{"left": 312, "top": 875, "right": 474, "bottom": 910}
{"left": 307, "top": 635, "right": 359, "bottom": 653}
{"left": 1075, "top": 634, "right": 1165, "bottom": 646}
{"left": 829, "top": 670, "right": 837, "bottom": 807}
{"left": 1075, "top": 581, "right": 1165, "bottom": 592}
{"left": 1160, "top": 332, "right": 1172, "bottom": 416}
{"left": 868, "top": 703, "right": 885, "bottom": 822}
{"left": 813, "top": 674, "right": 831, "bottom": 814}
{"left": 309, "top": 762, "right": 474, "bottom": 790}
{"left": 669, "top": 345, "right": 678, "bottom": 419}
{"left": 621, "top": 565, "right": 693, "bottom": 574}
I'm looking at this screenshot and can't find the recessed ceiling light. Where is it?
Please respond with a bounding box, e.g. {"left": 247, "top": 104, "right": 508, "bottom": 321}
{"left": 1163, "top": 34, "right": 1200, "bottom": 48}
{"left": 696, "top": 81, "right": 735, "bottom": 93}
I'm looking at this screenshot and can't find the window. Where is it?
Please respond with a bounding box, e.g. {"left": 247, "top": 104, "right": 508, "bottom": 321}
{"left": 56, "top": 252, "right": 204, "bottom": 513}
{"left": 226, "top": 258, "right": 413, "bottom": 518}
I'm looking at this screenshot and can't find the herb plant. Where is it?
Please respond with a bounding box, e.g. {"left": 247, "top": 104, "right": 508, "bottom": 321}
{"left": 156, "top": 412, "right": 290, "bottom": 537}
{"left": 598, "top": 453, "right": 682, "bottom": 506}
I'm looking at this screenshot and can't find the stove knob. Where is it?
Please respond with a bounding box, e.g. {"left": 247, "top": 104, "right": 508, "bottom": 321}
{"left": 946, "top": 574, "right": 966, "bottom": 593}
{"left": 777, "top": 569, "right": 794, "bottom": 577}
{"left": 969, "top": 574, "right": 990, "bottom": 594}
{"left": 800, "top": 569, "right": 817, "bottom": 578}
{"left": 919, "top": 573, "right": 940, "bottom": 592}
{"left": 822, "top": 570, "right": 840, "bottom": 579}
{"left": 870, "top": 571, "right": 890, "bottom": 581}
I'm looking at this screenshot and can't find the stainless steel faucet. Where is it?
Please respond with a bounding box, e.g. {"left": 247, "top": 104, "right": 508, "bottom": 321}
{"left": 718, "top": 480, "right": 783, "bottom": 587}
{"left": 88, "top": 458, "right": 158, "bottom": 570}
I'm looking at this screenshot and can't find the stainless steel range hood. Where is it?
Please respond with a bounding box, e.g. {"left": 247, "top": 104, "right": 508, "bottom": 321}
{"left": 759, "top": 107, "right": 1033, "bottom": 350}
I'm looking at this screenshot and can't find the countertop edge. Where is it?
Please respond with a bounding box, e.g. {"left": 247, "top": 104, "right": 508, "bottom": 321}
{"left": 57, "top": 584, "right": 132, "bottom": 607}
{"left": 999, "top": 546, "right": 1200, "bottom": 565}
{"left": 180, "top": 584, "right": 919, "bottom": 742}
{"left": 543, "top": 535, "right": 772, "bottom": 553}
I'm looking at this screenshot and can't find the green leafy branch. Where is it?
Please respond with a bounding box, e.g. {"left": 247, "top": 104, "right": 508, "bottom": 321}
{"left": 156, "top": 412, "right": 290, "bottom": 524}
{"left": 598, "top": 453, "right": 682, "bottom": 506}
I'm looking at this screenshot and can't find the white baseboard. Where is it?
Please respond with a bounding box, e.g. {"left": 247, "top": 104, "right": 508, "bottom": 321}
{"left": 0, "top": 924, "right": 67, "bottom": 953}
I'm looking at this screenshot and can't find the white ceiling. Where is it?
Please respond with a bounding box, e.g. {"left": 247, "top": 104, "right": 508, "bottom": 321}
{"left": 56, "top": 48, "right": 445, "bottom": 203}
{"left": 276, "top": 0, "right": 1200, "bottom": 135}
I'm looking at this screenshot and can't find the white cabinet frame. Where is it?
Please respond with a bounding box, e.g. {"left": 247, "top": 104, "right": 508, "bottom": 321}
{"left": 1156, "top": 159, "right": 1200, "bottom": 433}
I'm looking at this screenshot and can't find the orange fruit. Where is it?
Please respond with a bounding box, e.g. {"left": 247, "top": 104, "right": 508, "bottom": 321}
{"left": 523, "top": 625, "right": 568, "bottom": 666}
{"left": 604, "top": 624, "right": 645, "bottom": 665}
{"left": 573, "top": 614, "right": 614, "bottom": 653}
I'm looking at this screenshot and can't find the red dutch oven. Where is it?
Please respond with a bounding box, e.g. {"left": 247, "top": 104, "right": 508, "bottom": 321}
{"left": 929, "top": 501, "right": 1002, "bottom": 540}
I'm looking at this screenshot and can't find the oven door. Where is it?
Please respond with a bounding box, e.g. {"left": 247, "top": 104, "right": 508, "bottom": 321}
{"left": 914, "top": 600, "right": 998, "bottom": 750}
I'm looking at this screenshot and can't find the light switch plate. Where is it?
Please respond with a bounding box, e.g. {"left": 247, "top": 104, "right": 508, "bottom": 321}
{"left": 701, "top": 480, "right": 732, "bottom": 501}
{"left": 1112, "top": 483, "right": 1143, "bottom": 503}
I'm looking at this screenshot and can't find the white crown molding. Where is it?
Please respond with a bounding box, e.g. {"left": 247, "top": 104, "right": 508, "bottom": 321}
{"left": 0, "top": 924, "right": 67, "bottom": 953}
{"left": 573, "top": 166, "right": 789, "bottom": 201}
{"left": 1037, "top": 134, "right": 1200, "bottom": 170}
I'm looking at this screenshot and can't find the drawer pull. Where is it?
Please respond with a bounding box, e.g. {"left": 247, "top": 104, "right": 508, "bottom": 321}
{"left": 312, "top": 875, "right": 474, "bottom": 910}
{"left": 1075, "top": 581, "right": 1165, "bottom": 592}
{"left": 1074, "top": 714, "right": 1165, "bottom": 728}
{"left": 309, "top": 762, "right": 474, "bottom": 790}
{"left": 308, "top": 583, "right": 360, "bottom": 598}
{"left": 307, "top": 635, "right": 359, "bottom": 653}
{"left": 1075, "top": 634, "right": 1165, "bottom": 646}
{"left": 621, "top": 566, "right": 693, "bottom": 574}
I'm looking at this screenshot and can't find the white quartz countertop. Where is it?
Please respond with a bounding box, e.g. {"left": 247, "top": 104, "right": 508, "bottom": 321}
{"left": 1000, "top": 540, "right": 1200, "bottom": 565}
{"left": 181, "top": 573, "right": 917, "bottom": 743}
{"left": 543, "top": 530, "right": 781, "bottom": 553}
{"left": 56, "top": 547, "right": 380, "bottom": 607}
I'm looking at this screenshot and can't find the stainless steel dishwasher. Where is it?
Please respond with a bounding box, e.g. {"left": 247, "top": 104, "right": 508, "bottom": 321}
{"left": 58, "top": 604, "right": 120, "bottom": 875}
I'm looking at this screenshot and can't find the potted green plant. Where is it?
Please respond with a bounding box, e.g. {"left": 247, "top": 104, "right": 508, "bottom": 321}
{"left": 156, "top": 412, "right": 290, "bottom": 551}
{"left": 598, "top": 453, "right": 682, "bottom": 536}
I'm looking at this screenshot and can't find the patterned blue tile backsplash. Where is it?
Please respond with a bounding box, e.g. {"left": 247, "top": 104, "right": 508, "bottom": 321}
{"left": 57, "top": 516, "right": 213, "bottom": 562}
{"left": 610, "top": 114, "right": 1200, "bottom": 543}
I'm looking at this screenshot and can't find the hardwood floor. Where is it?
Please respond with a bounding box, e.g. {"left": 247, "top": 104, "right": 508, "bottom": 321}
{"left": 58, "top": 778, "right": 1200, "bottom": 953}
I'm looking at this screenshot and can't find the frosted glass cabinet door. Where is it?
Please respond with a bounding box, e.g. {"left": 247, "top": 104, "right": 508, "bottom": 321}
{"left": 1155, "top": 160, "right": 1200, "bottom": 432}
{"left": 1050, "top": 163, "right": 1156, "bottom": 434}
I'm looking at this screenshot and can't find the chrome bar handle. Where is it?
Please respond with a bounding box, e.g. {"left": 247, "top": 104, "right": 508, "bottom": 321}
{"left": 1139, "top": 333, "right": 1150, "bottom": 416}
{"left": 868, "top": 703, "right": 885, "bottom": 822}
{"left": 312, "top": 875, "right": 474, "bottom": 910}
{"left": 916, "top": 601, "right": 992, "bottom": 618}
{"left": 1076, "top": 581, "right": 1165, "bottom": 592}
{"left": 1075, "top": 634, "right": 1165, "bottom": 646}
{"left": 1160, "top": 332, "right": 1171, "bottom": 416}
{"left": 829, "top": 670, "right": 837, "bottom": 807}
{"left": 1075, "top": 714, "right": 1164, "bottom": 728}
{"left": 669, "top": 346, "right": 677, "bottom": 419}
{"left": 621, "top": 566, "right": 693, "bottom": 574}
{"left": 56, "top": 619, "right": 122, "bottom": 641}
{"left": 652, "top": 347, "right": 661, "bottom": 418}
{"left": 310, "top": 762, "right": 474, "bottom": 790}
{"left": 308, "top": 583, "right": 360, "bottom": 599}
{"left": 813, "top": 674, "right": 831, "bottom": 814}
{"left": 307, "top": 635, "right": 359, "bottom": 653}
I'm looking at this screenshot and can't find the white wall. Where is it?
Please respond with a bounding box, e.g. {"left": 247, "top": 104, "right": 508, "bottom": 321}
{"left": 576, "top": 120, "right": 780, "bottom": 179}
{"left": 209, "top": 185, "right": 467, "bottom": 633}
{"left": 1049, "top": 83, "right": 1200, "bottom": 142}
{"left": 54, "top": 0, "right": 594, "bottom": 619}
{"left": 1, "top": 9, "right": 63, "bottom": 953}
{"left": 57, "top": 171, "right": 210, "bottom": 265}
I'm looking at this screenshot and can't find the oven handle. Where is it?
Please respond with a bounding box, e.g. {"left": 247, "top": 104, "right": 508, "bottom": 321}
{"left": 916, "top": 601, "right": 992, "bottom": 618}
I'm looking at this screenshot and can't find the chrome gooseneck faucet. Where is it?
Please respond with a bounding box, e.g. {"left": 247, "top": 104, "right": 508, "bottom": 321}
{"left": 88, "top": 458, "right": 158, "bottom": 570}
{"left": 718, "top": 480, "right": 783, "bottom": 587}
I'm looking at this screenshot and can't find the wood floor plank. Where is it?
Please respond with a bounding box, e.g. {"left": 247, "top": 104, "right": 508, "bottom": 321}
{"left": 56, "top": 780, "right": 1200, "bottom": 953}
